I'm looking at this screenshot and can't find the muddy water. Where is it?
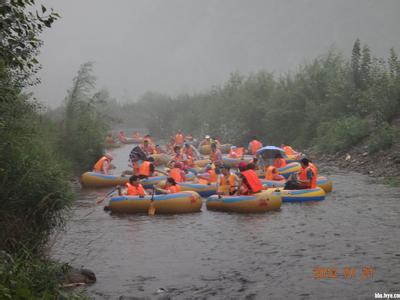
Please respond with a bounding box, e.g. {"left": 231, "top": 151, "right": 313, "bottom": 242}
{"left": 51, "top": 144, "right": 400, "bottom": 299}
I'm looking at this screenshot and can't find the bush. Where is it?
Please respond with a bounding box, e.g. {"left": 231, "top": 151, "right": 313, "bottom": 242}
{"left": 314, "top": 116, "right": 369, "bottom": 152}
{"left": 0, "top": 250, "right": 89, "bottom": 300}
{"left": 367, "top": 123, "right": 398, "bottom": 153}
{"left": 0, "top": 94, "right": 73, "bottom": 253}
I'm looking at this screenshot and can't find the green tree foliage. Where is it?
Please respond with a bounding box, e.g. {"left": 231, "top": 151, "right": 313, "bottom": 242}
{"left": 0, "top": 0, "right": 59, "bottom": 86}
{"left": 57, "top": 62, "right": 109, "bottom": 171}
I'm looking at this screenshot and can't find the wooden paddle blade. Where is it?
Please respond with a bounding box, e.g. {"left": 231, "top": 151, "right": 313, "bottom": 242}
{"left": 148, "top": 202, "right": 156, "bottom": 215}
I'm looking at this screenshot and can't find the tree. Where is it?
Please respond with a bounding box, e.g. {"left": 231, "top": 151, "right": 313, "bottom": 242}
{"left": 0, "top": 0, "right": 59, "bottom": 86}
{"left": 351, "top": 38, "right": 362, "bottom": 89}
{"left": 360, "top": 44, "right": 371, "bottom": 88}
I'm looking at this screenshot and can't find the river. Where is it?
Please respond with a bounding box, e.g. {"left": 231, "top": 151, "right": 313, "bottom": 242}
{"left": 51, "top": 144, "right": 400, "bottom": 299}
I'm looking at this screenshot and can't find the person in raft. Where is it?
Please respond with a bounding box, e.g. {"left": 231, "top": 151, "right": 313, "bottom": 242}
{"left": 168, "top": 162, "right": 186, "bottom": 183}
{"left": 137, "top": 157, "right": 156, "bottom": 179}
{"left": 156, "top": 177, "right": 181, "bottom": 194}
{"left": 237, "top": 162, "right": 264, "bottom": 195}
{"left": 210, "top": 143, "right": 223, "bottom": 166}
{"left": 248, "top": 136, "right": 263, "bottom": 156}
{"left": 141, "top": 139, "right": 155, "bottom": 156}
{"left": 280, "top": 144, "right": 301, "bottom": 159}
{"left": 118, "top": 175, "right": 147, "bottom": 197}
{"left": 284, "top": 158, "right": 317, "bottom": 190}
{"left": 174, "top": 129, "right": 185, "bottom": 147}
{"left": 93, "top": 153, "right": 113, "bottom": 175}
{"left": 264, "top": 165, "right": 285, "bottom": 181}
{"left": 199, "top": 135, "right": 212, "bottom": 147}
{"left": 273, "top": 153, "right": 287, "bottom": 169}
{"left": 217, "top": 165, "right": 239, "bottom": 195}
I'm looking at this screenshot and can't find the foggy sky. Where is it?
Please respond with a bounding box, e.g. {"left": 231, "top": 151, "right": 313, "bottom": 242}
{"left": 32, "top": 0, "right": 400, "bottom": 107}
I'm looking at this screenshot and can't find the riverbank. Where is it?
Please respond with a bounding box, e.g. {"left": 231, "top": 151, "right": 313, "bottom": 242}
{"left": 309, "top": 143, "right": 400, "bottom": 186}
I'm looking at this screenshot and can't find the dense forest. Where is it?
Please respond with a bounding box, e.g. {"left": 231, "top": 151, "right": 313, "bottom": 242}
{"left": 107, "top": 41, "right": 400, "bottom": 154}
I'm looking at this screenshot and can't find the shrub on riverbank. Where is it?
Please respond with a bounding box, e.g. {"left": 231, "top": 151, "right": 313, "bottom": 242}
{"left": 0, "top": 250, "right": 89, "bottom": 300}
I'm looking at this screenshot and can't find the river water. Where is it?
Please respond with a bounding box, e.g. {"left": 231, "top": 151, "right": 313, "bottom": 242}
{"left": 51, "top": 144, "right": 400, "bottom": 299}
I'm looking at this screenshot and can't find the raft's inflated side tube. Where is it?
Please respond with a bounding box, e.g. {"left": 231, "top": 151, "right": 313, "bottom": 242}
{"left": 199, "top": 145, "right": 211, "bottom": 155}
{"left": 272, "top": 187, "right": 326, "bottom": 203}
{"left": 222, "top": 157, "right": 252, "bottom": 168}
{"left": 256, "top": 162, "right": 301, "bottom": 179}
{"left": 140, "top": 175, "right": 168, "bottom": 189}
{"left": 178, "top": 182, "right": 217, "bottom": 198}
{"left": 206, "top": 190, "right": 282, "bottom": 213}
{"left": 261, "top": 176, "right": 333, "bottom": 193}
{"left": 150, "top": 154, "right": 171, "bottom": 166}
{"left": 107, "top": 191, "right": 202, "bottom": 214}
{"left": 285, "top": 154, "right": 301, "bottom": 164}
{"left": 315, "top": 176, "right": 333, "bottom": 193}
{"left": 194, "top": 159, "right": 211, "bottom": 168}
{"left": 80, "top": 172, "right": 128, "bottom": 188}
{"left": 121, "top": 137, "right": 143, "bottom": 144}
{"left": 219, "top": 144, "right": 233, "bottom": 154}
{"left": 278, "top": 162, "right": 301, "bottom": 178}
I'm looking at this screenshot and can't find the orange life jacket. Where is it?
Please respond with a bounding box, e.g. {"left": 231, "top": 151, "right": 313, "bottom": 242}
{"left": 139, "top": 161, "right": 151, "bottom": 176}
{"left": 283, "top": 145, "right": 295, "bottom": 156}
{"left": 265, "top": 166, "right": 285, "bottom": 181}
{"left": 93, "top": 156, "right": 109, "bottom": 173}
{"left": 218, "top": 174, "right": 237, "bottom": 194}
{"left": 298, "top": 166, "right": 317, "bottom": 189}
{"left": 274, "top": 158, "right": 287, "bottom": 168}
{"left": 208, "top": 169, "right": 218, "bottom": 183}
{"left": 126, "top": 182, "right": 145, "bottom": 196}
{"left": 133, "top": 161, "right": 140, "bottom": 175}
{"left": 175, "top": 133, "right": 184, "bottom": 144}
{"left": 241, "top": 169, "right": 263, "bottom": 193}
{"left": 169, "top": 168, "right": 185, "bottom": 183}
{"left": 249, "top": 140, "right": 262, "bottom": 155}
{"left": 166, "top": 185, "right": 180, "bottom": 194}
{"left": 309, "top": 162, "right": 318, "bottom": 178}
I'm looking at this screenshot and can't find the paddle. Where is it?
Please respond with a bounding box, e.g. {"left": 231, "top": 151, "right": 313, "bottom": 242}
{"left": 148, "top": 187, "right": 156, "bottom": 215}
{"left": 96, "top": 187, "right": 118, "bottom": 205}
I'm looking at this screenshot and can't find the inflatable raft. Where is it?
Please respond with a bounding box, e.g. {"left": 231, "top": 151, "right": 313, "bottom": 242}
{"left": 257, "top": 162, "right": 301, "bottom": 179}
{"left": 194, "top": 159, "right": 211, "bottom": 168}
{"left": 80, "top": 172, "right": 194, "bottom": 189}
{"left": 80, "top": 172, "right": 128, "bottom": 188}
{"left": 150, "top": 153, "right": 171, "bottom": 166}
{"left": 219, "top": 144, "right": 233, "bottom": 154}
{"left": 178, "top": 182, "right": 217, "bottom": 198}
{"left": 107, "top": 191, "right": 202, "bottom": 214}
{"left": 199, "top": 144, "right": 211, "bottom": 155}
{"left": 222, "top": 156, "right": 253, "bottom": 168}
{"left": 261, "top": 176, "right": 333, "bottom": 193}
{"left": 206, "top": 190, "right": 282, "bottom": 213}
{"left": 121, "top": 137, "right": 143, "bottom": 144}
{"left": 272, "top": 187, "right": 326, "bottom": 203}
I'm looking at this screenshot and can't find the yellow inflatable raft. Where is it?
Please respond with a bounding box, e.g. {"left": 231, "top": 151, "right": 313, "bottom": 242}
{"left": 150, "top": 154, "right": 171, "bottom": 166}
{"left": 80, "top": 172, "right": 128, "bottom": 188}
{"left": 222, "top": 157, "right": 252, "bottom": 168}
{"left": 206, "top": 190, "right": 282, "bottom": 213}
{"left": 194, "top": 159, "right": 212, "bottom": 168}
{"left": 107, "top": 191, "right": 202, "bottom": 214}
{"left": 272, "top": 187, "right": 326, "bottom": 203}
{"left": 261, "top": 176, "right": 333, "bottom": 193}
{"left": 199, "top": 144, "right": 211, "bottom": 155}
